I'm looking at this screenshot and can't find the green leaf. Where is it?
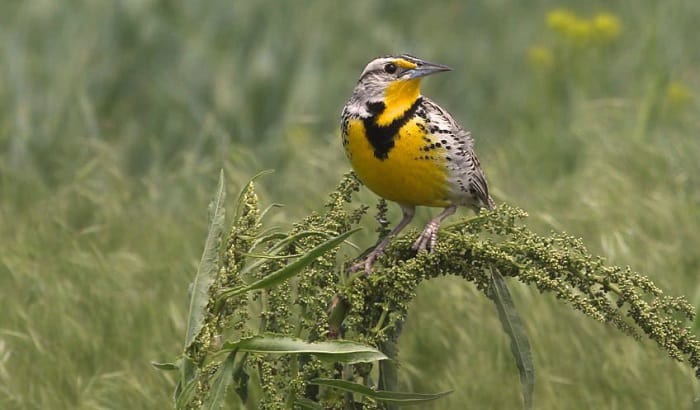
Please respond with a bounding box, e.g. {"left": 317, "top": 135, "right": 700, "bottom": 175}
{"left": 294, "top": 397, "right": 324, "bottom": 410}
{"left": 378, "top": 339, "right": 400, "bottom": 410}
{"left": 240, "top": 230, "right": 341, "bottom": 277}
{"left": 202, "top": 351, "right": 237, "bottom": 409}
{"left": 175, "top": 356, "right": 199, "bottom": 409}
{"left": 220, "top": 227, "right": 360, "bottom": 299}
{"left": 232, "top": 352, "right": 250, "bottom": 403}
{"left": 249, "top": 231, "right": 287, "bottom": 250}
{"left": 310, "top": 379, "right": 452, "bottom": 405}
{"left": 221, "top": 334, "right": 387, "bottom": 364}
{"left": 488, "top": 268, "right": 535, "bottom": 410}
{"left": 239, "top": 252, "right": 303, "bottom": 260}
{"left": 184, "top": 170, "right": 226, "bottom": 351}
{"left": 151, "top": 361, "right": 179, "bottom": 371}
{"left": 259, "top": 202, "right": 284, "bottom": 221}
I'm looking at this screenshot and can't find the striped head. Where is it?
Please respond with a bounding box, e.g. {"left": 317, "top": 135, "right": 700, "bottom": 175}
{"left": 345, "top": 54, "right": 451, "bottom": 126}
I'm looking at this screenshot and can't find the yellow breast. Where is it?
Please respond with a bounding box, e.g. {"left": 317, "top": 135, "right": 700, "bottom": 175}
{"left": 344, "top": 118, "right": 450, "bottom": 207}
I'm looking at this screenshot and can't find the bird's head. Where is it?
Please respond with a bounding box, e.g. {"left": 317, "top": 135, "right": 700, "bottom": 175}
{"left": 348, "top": 54, "right": 451, "bottom": 124}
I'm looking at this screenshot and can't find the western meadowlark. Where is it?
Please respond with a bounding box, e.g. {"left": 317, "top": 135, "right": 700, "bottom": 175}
{"left": 341, "top": 54, "right": 495, "bottom": 274}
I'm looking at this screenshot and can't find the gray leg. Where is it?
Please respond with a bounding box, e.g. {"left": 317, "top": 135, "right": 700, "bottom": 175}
{"left": 412, "top": 205, "right": 457, "bottom": 252}
{"left": 352, "top": 205, "right": 415, "bottom": 274}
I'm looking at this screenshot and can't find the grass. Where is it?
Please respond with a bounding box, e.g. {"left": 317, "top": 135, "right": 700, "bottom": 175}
{"left": 1, "top": 0, "right": 699, "bottom": 408}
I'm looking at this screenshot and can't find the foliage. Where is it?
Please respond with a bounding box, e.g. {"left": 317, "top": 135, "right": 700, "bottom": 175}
{"left": 157, "top": 171, "right": 700, "bottom": 408}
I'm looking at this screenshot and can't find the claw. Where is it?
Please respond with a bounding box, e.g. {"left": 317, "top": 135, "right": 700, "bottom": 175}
{"left": 349, "top": 250, "right": 382, "bottom": 275}
{"left": 412, "top": 220, "right": 439, "bottom": 252}
{"left": 412, "top": 205, "right": 457, "bottom": 254}
{"left": 349, "top": 205, "right": 416, "bottom": 275}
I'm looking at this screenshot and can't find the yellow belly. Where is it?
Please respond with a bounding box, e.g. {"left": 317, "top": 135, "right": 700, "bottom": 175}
{"left": 344, "top": 118, "right": 450, "bottom": 207}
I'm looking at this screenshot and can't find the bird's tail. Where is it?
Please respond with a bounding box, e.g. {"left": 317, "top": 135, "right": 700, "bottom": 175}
{"left": 473, "top": 196, "right": 496, "bottom": 214}
{"left": 486, "top": 195, "right": 496, "bottom": 210}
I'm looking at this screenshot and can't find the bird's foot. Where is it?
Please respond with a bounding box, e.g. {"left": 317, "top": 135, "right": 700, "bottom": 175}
{"left": 349, "top": 248, "right": 383, "bottom": 275}
{"left": 412, "top": 220, "right": 440, "bottom": 252}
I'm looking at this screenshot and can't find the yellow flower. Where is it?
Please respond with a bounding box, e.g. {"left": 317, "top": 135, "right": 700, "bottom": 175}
{"left": 665, "top": 82, "right": 693, "bottom": 106}
{"left": 527, "top": 46, "right": 554, "bottom": 70}
{"left": 546, "top": 8, "right": 578, "bottom": 35}
{"left": 567, "top": 19, "right": 593, "bottom": 43}
{"left": 546, "top": 9, "right": 595, "bottom": 44}
{"left": 592, "top": 13, "right": 622, "bottom": 41}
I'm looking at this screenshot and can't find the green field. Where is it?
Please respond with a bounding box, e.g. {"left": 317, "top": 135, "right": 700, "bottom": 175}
{"left": 2, "top": 0, "right": 700, "bottom": 408}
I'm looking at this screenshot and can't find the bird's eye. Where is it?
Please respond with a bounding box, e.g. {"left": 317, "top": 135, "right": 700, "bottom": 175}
{"left": 384, "top": 63, "right": 397, "bottom": 74}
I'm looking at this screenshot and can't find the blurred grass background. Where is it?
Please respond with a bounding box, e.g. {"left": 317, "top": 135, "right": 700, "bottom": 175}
{"left": 1, "top": 0, "right": 700, "bottom": 408}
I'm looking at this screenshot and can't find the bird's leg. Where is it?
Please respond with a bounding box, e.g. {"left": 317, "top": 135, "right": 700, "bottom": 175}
{"left": 412, "top": 205, "right": 457, "bottom": 252}
{"left": 351, "top": 205, "right": 415, "bottom": 274}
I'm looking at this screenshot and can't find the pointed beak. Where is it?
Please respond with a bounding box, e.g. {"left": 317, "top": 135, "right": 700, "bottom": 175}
{"left": 404, "top": 60, "right": 452, "bottom": 79}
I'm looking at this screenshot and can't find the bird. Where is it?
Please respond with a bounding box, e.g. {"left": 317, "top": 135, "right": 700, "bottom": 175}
{"left": 340, "top": 54, "right": 495, "bottom": 274}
